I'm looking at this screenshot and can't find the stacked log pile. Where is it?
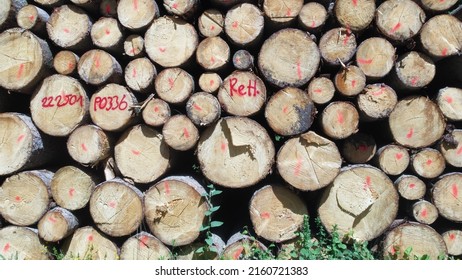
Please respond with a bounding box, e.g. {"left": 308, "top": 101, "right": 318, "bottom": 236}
{"left": 0, "top": 0, "right": 462, "bottom": 260}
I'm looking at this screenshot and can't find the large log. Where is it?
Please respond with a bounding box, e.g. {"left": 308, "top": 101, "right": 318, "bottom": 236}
{"left": 356, "top": 37, "right": 395, "bottom": 79}
{"left": 0, "top": 226, "right": 49, "bottom": 260}
{"left": 224, "top": 3, "right": 264, "bottom": 47}
{"left": 432, "top": 172, "right": 462, "bottom": 223}
{"left": 389, "top": 51, "right": 435, "bottom": 91}
{"left": 334, "top": 0, "right": 375, "bottom": 32}
{"left": 420, "top": 15, "right": 462, "bottom": 59}
{"left": 117, "top": 0, "right": 160, "bottom": 31}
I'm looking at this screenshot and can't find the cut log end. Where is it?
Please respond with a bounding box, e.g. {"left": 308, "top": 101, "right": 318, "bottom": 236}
{"left": 420, "top": 15, "right": 462, "bottom": 58}
{"left": 436, "top": 87, "right": 462, "bottom": 121}
{"left": 117, "top": 0, "right": 159, "bottom": 31}
{"left": 439, "top": 129, "right": 462, "bottom": 168}
{"left": 155, "top": 67, "right": 194, "bottom": 105}
{"left": 124, "top": 57, "right": 157, "bottom": 93}
{"left": 392, "top": 51, "right": 435, "bottom": 90}
{"left": 356, "top": 37, "right": 395, "bottom": 79}
{"left": 321, "top": 101, "right": 359, "bottom": 140}
{"left": 263, "top": 0, "right": 303, "bottom": 25}
{"left": 78, "top": 49, "right": 122, "bottom": 86}
{"left": 442, "top": 230, "right": 462, "bottom": 256}
{"left": 142, "top": 98, "right": 171, "bottom": 127}
{"left": 62, "top": 226, "right": 119, "bottom": 260}
{"left": 186, "top": 92, "right": 221, "bottom": 126}
{"left": 411, "top": 200, "right": 438, "bottom": 225}
{"left": 411, "top": 148, "right": 445, "bottom": 179}
{"left": 224, "top": 3, "right": 264, "bottom": 47}
{"left": 357, "top": 83, "right": 397, "bottom": 121}
{"left": 307, "top": 77, "right": 335, "bottom": 105}
{"left": 162, "top": 114, "right": 199, "bottom": 151}
{"left": 90, "top": 17, "right": 124, "bottom": 52}
{"left": 432, "top": 173, "right": 462, "bottom": 222}
{"left": 53, "top": 50, "right": 79, "bottom": 76}
{"left": 299, "top": 2, "right": 327, "bottom": 31}
{"left": 395, "top": 175, "right": 427, "bottom": 201}
{"left": 232, "top": 50, "right": 254, "bottom": 71}
{"left": 120, "top": 232, "right": 172, "bottom": 260}
{"left": 38, "top": 207, "right": 79, "bottom": 242}
{"left": 67, "top": 124, "right": 111, "bottom": 166}
{"left": 0, "top": 226, "right": 50, "bottom": 260}
{"left": 334, "top": 0, "right": 376, "bottom": 32}
{"left": 376, "top": 144, "right": 410, "bottom": 176}
{"left": 124, "top": 35, "right": 144, "bottom": 57}
{"left": 334, "top": 65, "right": 366, "bottom": 97}
{"left": 319, "top": 27, "right": 356, "bottom": 66}
{"left": 198, "top": 9, "right": 224, "bottom": 38}
{"left": 342, "top": 133, "right": 376, "bottom": 164}
{"left": 196, "top": 36, "right": 230, "bottom": 71}
{"left": 198, "top": 72, "right": 222, "bottom": 93}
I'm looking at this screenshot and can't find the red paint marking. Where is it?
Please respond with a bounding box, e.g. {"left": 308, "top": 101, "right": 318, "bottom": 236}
{"left": 172, "top": 3, "right": 178, "bottom": 9}
{"left": 235, "top": 57, "right": 240, "bottom": 64}
{"left": 409, "top": 183, "right": 415, "bottom": 189}
{"left": 108, "top": 201, "right": 116, "bottom": 208}
{"left": 105, "top": 28, "right": 111, "bottom": 35}
{"left": 16, "top": 63, "right": 25, "bottom": 79}
{"left": 17, "top": 134, "right": 25, "bottom": 143}
{"left": 363, "top": 176, "right": 372, "bottom": 190}
{"left": 164, "top": 182, "right": 170, "bottom": 195}
{"left": 183, "top": 128, "right": 190, "bottom": 138}
{"left": 296, "top": 62, "right": 302, "bottom": 80}
{"left": 445, "top": 96, "right": 453, "bottom": 103}
{"left": 294, "top": 157, "right": 302, "bottom": 176}
{"left": 210, "top": 25, "right": 215, "bottom": 31}
{"left": 193, "top": 103, "right": 202, "bottom": 111}
{"left": 94, "top": 54, "right": 101, "bottom": 68}
{"left": 29, "top": 15, "right": 35, "bottom": 22}
{"left": 69, "top": 188, "right": 75, "bottom": 197}
{"left": 439, "top": 0, "right": 445, "bottom": 2}
{"left": 132, "top": 150, "right": 141, "bottom": 155}
{"left": 390, "top": 246, "right": 396, "bottom": 255}
{"left": 395, "top": 153, "right": 403, "bottom": 160}
{"left": 449, "top": 233, "right": 456, "bottom": 240}
{"left": 48, "top": 216, "right": 57, "bottom": 223}
{"left": 372, "top": 87, "right": 385, "bottom": 96}
{"left": 210, "top": 80, "right": 214, "bottom": 86}
{"left": 81, "top": 143, "right": 88, "bottom": 152}
{"left": 314, "top": 89, "right": 322, "bottom": 93}
{"left": 452, "top": 184, "right": 458, "bottom": 197}
{"left": 260, "top": 212, "right": 270, "bottom": 219}
{"left": 410, "top": 76, "right": 418, "bottom": 86}
{"left": 351, "top": 80, "right": 356, "bottom": 88}
{"left": 426, "top": 159, "right": 432, "bottom": 165}
{"left": 343, "top": 28, "right": 351, "bottom": 46}
{"left": 406, "top": 128, "right": 414, "bottom": 139}
{"left": 210, "top": 56, "right": 216, "bottom": 64}
{"left": 358, "top": 144, "right": 367, "bottom": 151}
{"left": 168, "top": 77, "right": 174, "bottom": 88}
{"left": 105, "top": 3, "right": 111, "bottom": 14}
{"left": 421, "top": 208, "right": 427, "bottom": 218}
{"left": 63, "top": 28, "right": 70, "bottom": 33}
{"left": 139, "top": 235, "right": 149, "bottom": 248}
{"left": 220, "top": 142, "right": 227, "bottom": 152}
{"left": 132, "top": 67, "right": 137, "bottom": 78}
{"left": 352, "top": 0, "right": 358, "bottom": 6}
{"left": 311, "top": 20, "right": 316, "bottom": 28}
{"left": 129, "top": 48, "right": 135, "bottom": 54}
{"left": 159, "top": 47, "right": 166, "bottom": 53}
{"left": 67, "top": 62, "right": 74, "bottom": 70}
{"left": 87, "top": 235, "right": 94, "bottom": 242}
{"left": 133, "top": 0, "right": 138, "bottom": 10}
{"left": 15, "top": 196, "right": 21, "bottom": 202}
{"left": 337, "top": 111, "right": 344, "bottom": 124}
{"left": 154, "top": 106, "right": 159, "bottom": 112}
{"left": 442, "top": 48, "right": 448, "bottom": 56}
{"left": 233, "top": 246, "right": 244, "bottom": 260}
{"left": 286, "top": 9, "right": 292, "bottom": 16}
{"left": 358, "top": 58, "right": 373, "bottom": 65}
{"left": 391, "top": 22, "right": 401, "bottom": 33}
{"left": 232, "top": 21, "right": 238, "bottom": 28}
{"left": 3, "top": 243, "right": 10, "bottom": 253}
{"left": 283, "top": 106, "right": 288, "bottom": 114}
{"left": 455, "top": 146, "right": 462, "bottom": 155}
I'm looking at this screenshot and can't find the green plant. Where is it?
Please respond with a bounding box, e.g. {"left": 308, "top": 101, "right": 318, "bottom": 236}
{"left": 0, "top": 251, "right": 19, "bottom": 260}
{"left": 48, "top": 245, "right": 65, "bottom": 260}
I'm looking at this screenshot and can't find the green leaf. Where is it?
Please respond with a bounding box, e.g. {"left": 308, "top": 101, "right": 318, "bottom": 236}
{"left": 210, "top": 221, "right": 224, "bottom": 228}
{"left": 210, "top": 189, "right": 223, "bottom": 196}
{"left": 209, "top": 246, "right": 218, "bottom": 253}
{"left": 205, "top": 238, "right": 213, "bottom": 246}
{"left": 195, "top": 247, "right": 205, "bottom": 254}
{"left": 199, "top": 225, "right": 210, "bottom": 231}
{"left": 210, "top": 206, "right": 220, "bottom": 212}
{"left": 207, "top": 184, "right": 214, "bottom": 189}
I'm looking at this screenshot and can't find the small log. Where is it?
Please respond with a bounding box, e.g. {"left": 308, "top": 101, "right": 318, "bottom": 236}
{"left": 155, "top": 67, "right": 195, "bottom": 105}
{"left": 442, "top": 230, "right": 462, "bottom": 256}
{"left": 0, "top": 113, "right": 52, "bottom": 176}
{"left": 307, "top": 76, "right": 335, "bottom": 105}
{"left": 356, "top": 83, "right": 397, "bottom": 121}
{"left": 319, "top": 27, "right": 357, "bottom": 66}
{"left": 389, "top": 96, "right": 446, "bottom": 148}
{"left": 142, "top": 98, "right": 171, "bottom": 127}
{"left": 0, "top": 28, "right": 52, "bottom": 93}
{"left": 16, "top": 5, "right": 49, "bottom": 37}
{"left": 439, "top": 129, "right": 462, "bottom": 168}
{"left": 198, "top": 9, "right": 224, "bottom": 38}
{"left": 0, "top": 226, "right": 49, "bottom": 260}
{"left": 198, "top": 72, "right": 222, "bottom": 93}
{"left": 120, "top": 232, "right": 172, "bottom": 260}
{"left": 145, "top": 16, "right": 198, "bottom": 67}
{"left": 277, "top": 131, "right": 342, "bottom": 191}
{"left": 375, "top": 0, "right": 426, "bottom": 42}
{"left": 320, "top": 101, "right": 359, "bottom": 140}
{"left": 46, "top": 5, "right": 92, "bottom": 51}
{"left": 411, "top": 148, "right": 446, "bottom": 179}
{"left": 258, "top": 28, "right": 320, "bottom": 88}
{"left": 249, "top": 184, "right": 308, "bottom": 243}
{"left": 38, "top": 207, "right": 79, "bottom": 242}
{"left": 144, "top": 176, "right": 208, "bottom": 246}
{"left": 89, "top": 83, "right": 137, "bottom": 132}
{"left": 197, "top": 117, "right": 275, "bottom": 188}
{"left": 224, "top": 3, "right": 264, "bottom": 47}
{"left": 175, "top": 234, "right": 225, "bottom": 260}
{"left": 100, "top": 0, "right": 117, "bottom": 17}
{"left": 124, "top": 34, "right": 144, "bottom": 58}
{"left": 186, "top": 92, "right": 221, "bottom": 126}
{"left": 196, "top": 36, "right": 230, "bottom": 71}
{"left": 298, "top": 2, "right": 327, "bottom": 32}
{"left": 432, "top": 172, "right": 462, "bottom": 222}
{"left": 395, "top": 174, "right": 427, "bottom": 201}
{"left": 30, "top": 74, "right": 90, "bottom": 137}
{"left": 389, "top": 51, "right": 435, "bottom": 91}
{"left": 382, "top": 222, "right": 447, "bottom": 259}
{"left": 421, "top": 0, "right": 459, "bottom": 12}
{"left": 90, "top": 17, "right": 124, "bottom": 53}
{"left": 411, "top": 200, "right": 438, "bottom": 225}
{"left": 117, "top": 0, "right": 160, "bottom": 31}
{"left": 376, "top": 144, "right": 410, "bottom": 176}
{"left": 53, "top": 50, "right": 79, "bottom": 76}
{"left": 0, "top": 0, "right": 27, "bottom": 30}
{"left": 341, "top": 132, "right": 376, "bottom": 164}
{"left": 217, "top": 71, "right": 266, "bottom": 117}
{"left": 163, "top": 0, "right": 198, "bottom": 18}
{"left": 232, "top": 50, "right": 254, "bottom": 71}
{"left": 62, "top": 226, "right": 119, "bottom": 260}
{"left": 124, "top": 57, "right": 157, "bottom": 94}
{"left": 420, "top": 15, "right": 462, "bottom": 59}
{"left": 78, "top": 49, "right": 123, "bottom": 86}
{"left": 114, "top": 124, "right": 170, "bottom": 184}
{"left": 264, "top": 87, "right": 316, "bottom": 136}
{"left": 334, "top": 65, "right": 366, "bottom": 97}
{"left": 162, "top": 114, "right": 199, "bottom": 151}
{"left": 0, "top": 170, "right": 53, "bottom": 226}
{"left": 222, "top": 233, "right": 267, "bottom": 260}
{"left": 50, "top": 166, "right": 98, "bottom": 211}
{"left": 262, "top": 0, "right": 303, "bottom": 27}
{"left": 319, "top": 165, "right": 399, "bottom": 241}
{"left": 90, "top": 178, "right": 143, "bottom": 237}
{"left": 356, "top": 37, "right": 395, "bottom": 79}
{"left": 67, "top": 124, "right": 112, "bottom": 166}
{"left": 436, "top": 87, "right": 462, "bottom": 121}
{"left": 334, "top": 0, "right": 375, "bottom": 32}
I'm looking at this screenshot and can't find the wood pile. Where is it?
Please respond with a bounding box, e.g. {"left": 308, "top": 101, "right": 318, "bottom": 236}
{"left": 0, "top": 0, "right": 462, "bottom": 260}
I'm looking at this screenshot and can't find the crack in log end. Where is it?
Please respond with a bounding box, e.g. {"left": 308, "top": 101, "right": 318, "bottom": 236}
{"left": 221, "top": 120, "right": 256, "bottom": 161}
